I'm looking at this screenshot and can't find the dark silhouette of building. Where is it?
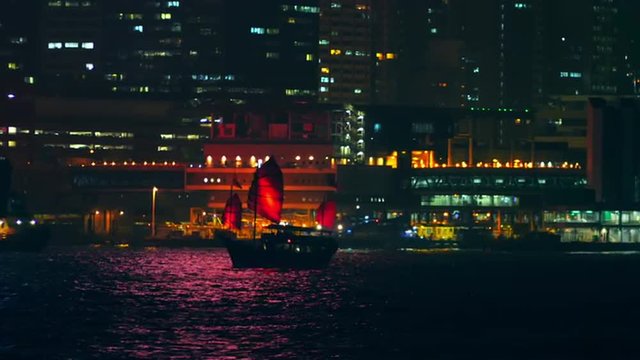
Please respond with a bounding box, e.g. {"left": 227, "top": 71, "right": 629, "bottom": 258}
{"left": 587, "top": 98, "right": 640, "bottom": 206}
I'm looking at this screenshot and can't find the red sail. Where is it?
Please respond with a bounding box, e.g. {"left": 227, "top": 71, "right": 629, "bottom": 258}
{"left": 222, "top": 193, "right": 242, "bottom": 230}
{"left": 316, "top": 200, "right": 336, "bottom": 229}
{"left": 247, "top": 158, "right": 284, "bottom": 223}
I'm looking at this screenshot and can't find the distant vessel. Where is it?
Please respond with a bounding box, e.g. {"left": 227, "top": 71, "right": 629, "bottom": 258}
{"left": 220, "top": 158, "right": 338, "bottom": 269}
{"left": 0, "top": 157, "right": 50, "bottom": 252}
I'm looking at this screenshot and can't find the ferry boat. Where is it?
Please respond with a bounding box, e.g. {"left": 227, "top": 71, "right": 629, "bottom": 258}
{"left": 219, "top": 157, "right": 338, "bottom": 269}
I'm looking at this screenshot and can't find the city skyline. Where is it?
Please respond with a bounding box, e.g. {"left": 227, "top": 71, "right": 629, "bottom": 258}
{"left": 1, "top": 0, "right": 639, "bottom": 108}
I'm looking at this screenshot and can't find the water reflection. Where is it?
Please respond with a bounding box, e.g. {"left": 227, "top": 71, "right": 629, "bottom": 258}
{"left": 4, "top": 248, "right": 640, "bottom": 359}
{"left": 77, "top": 248, "right": 357, "bottom": 359}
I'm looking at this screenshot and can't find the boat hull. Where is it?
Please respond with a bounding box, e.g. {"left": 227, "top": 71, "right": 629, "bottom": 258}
{"left": 0, "top": 225, "right": 50, "bottom": 252}
{"left": 223, "top": 235, "right": 338, "bottom": 269}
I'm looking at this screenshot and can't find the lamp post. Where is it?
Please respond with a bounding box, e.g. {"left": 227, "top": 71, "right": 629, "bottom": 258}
{"left": 151, "top": 186, "right": 158, "bottom": 237}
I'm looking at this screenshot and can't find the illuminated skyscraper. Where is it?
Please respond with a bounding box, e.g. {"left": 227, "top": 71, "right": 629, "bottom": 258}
{"left": 318, "top": 0, "right": 373, "bottom": 105}
{"left": 39, "top": 0, "right": 320, "bottom": 103}
{"left": 0, "top": 0, "right": 38, "bottom": 91}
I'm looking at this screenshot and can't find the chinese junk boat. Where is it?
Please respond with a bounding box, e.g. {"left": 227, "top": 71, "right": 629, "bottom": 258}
{"left": 220, "top": 158, "right": 338, "bottom": 269}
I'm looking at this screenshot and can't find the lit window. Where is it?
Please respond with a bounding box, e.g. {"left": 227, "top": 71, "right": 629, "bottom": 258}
{"left": 85, "top": 63, "right": 94, "bottom": 70}
{"left": 159, "top": 13, "right": 172, "bottom": 20}
{"left": 320, "top": 86, "right": 329, "bottom": 92}
{"left": 354, "top": 89, "right": 362, "bottom": 94}
{"left": 81, "top": 42, "right": 94, "bottom": 49}
{"left": 306, "top": 54, "right": 314, "bottom": 61}
{"left": 69, "top": 144, "right": 90, "bottom": 149}
{"left": 321, "top": 67, "right": 330, "bottom": 74}
{"left": 10, "top": 37, "right": 27, "bottom": 45}
{"left": 133, "top": 25, "right": 143, "bottom": 32}
{"left": 48, "top": 42, "right": 63, "bottom": 49}
{"left": 250, "top": 27, "right": 265, "bottom": 34}
{"left": 167, "top": 1, "right": 179, "bottom": 7}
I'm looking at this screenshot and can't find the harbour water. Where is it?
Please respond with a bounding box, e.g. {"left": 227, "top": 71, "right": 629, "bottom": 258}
{"left": 2, "top": 247, "right": 640, "bottom": 359}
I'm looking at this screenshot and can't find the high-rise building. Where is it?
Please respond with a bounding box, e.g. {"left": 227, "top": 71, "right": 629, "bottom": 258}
{"left": 101, "top": 0, "right": 192, "bottom": 97}
{"left": 372, "top": 0, "right": 465, "bottom": 108}
{"left": 318, "top": 0, "right": 373, "bottom": 105}
{"left": 587, "top": 98, "right": 640, "bottom": 206}
{"left": 39, "top": 0, "right": 320, "bottom": 103}
{"left": 535, "top": 0, "right": 621, "bottom": 99}
{"left": 224, "top": 1, "right": 320, "bottom": 104}
{"left": 40, "top": 0, "right": 102, "bottom": 95}
{"left": 0, "top": 0, "right": 39, "bottom": 93}
{"left": 447, "top": 0, "right": 631, "bottom": 109}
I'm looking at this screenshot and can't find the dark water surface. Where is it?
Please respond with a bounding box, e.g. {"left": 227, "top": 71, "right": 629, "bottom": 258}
{"left": 2, "top": 247, "right": 640, "bottom": 359}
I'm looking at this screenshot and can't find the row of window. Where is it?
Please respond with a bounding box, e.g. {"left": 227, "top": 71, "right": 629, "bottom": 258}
{"left": 280, "top": 5, "right": 320, "bottom": 13}
{"left": 2, "top": 128, "right": 203, "bottom": 141}
{"left": 545, "top": 211, "right": 640, "bottom": 225}
{"left": 48, "top": 42, "right": 94, "bottom": 49}
{"left": 412, "top": 176, "right": 587, "bottom": 189}
{"left": 48, "top": 1, "right": 93, "bottom": 7}
{"left": 421, "top": 195, "right": 519, "bottom": 208}
{"left": 41, "top": 144, "right": 133, "bottom": 150}
{"left": 329, "top": 49, "right": 369, "bottom": 57}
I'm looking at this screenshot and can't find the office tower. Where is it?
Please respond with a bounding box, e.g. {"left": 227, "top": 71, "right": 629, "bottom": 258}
{"left": 41, "top": 0, "right": 102, "bottom": 95}
{"left": 39, "top": 0, "right": 320, "bottom": 103}
{"left": 224, "top": 1, "right": 320, "bottom": 104}
{"left": 0, "top": 0, "right": 39, "bottom": 93}
{"left": 318, "top": 0, "right": 373, "bottom": 105}
{"left": 372, "top": 0, "right": 464, "bottom": 108}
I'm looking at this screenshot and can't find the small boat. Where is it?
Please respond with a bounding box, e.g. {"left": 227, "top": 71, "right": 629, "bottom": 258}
{"left": 0, "top": 157, "right": 50, "bottom": 252}
{"left": 0, "top": 216, "right": 50, "bottom": 252}
{"left": 220, "top": 158, "right": 338, "bottom": 269}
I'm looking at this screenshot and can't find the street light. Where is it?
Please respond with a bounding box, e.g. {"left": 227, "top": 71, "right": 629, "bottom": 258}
{"left": 151, "top": 186, "right": 158, "bottom": 237}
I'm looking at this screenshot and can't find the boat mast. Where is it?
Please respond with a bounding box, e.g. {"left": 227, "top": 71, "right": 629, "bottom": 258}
{"left": 252, "top": 171, "right": 258, "bottom": 242}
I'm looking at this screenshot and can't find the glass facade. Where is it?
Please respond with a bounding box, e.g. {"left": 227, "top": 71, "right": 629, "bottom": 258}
{"left": 421, "top": 194, "right": 519, "bottom": 207}
{"left": 545, "top": 211, "right": 640, "bottom": 243}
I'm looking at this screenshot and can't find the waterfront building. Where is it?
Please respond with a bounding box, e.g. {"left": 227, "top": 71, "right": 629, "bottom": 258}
{"left": 187, "top": 105, "right": 336, "bottom": 226}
